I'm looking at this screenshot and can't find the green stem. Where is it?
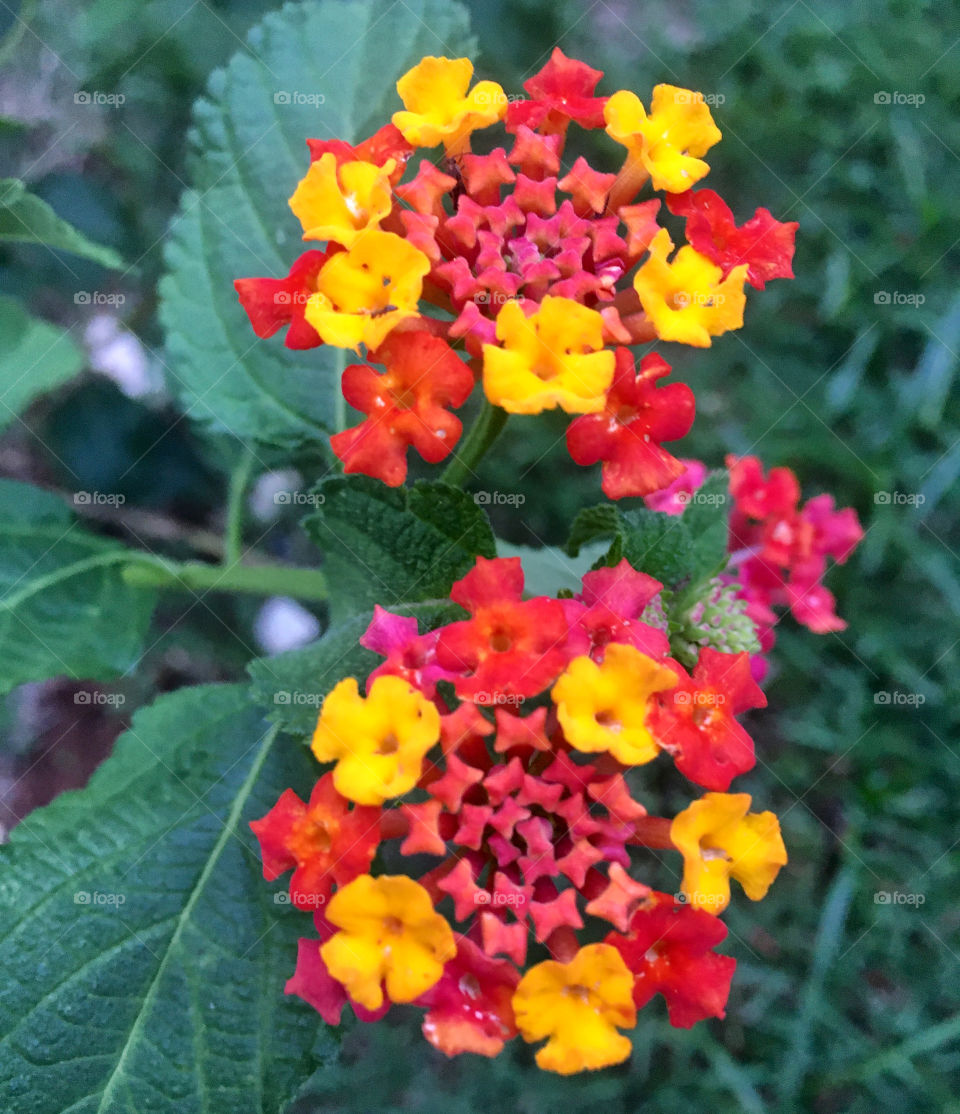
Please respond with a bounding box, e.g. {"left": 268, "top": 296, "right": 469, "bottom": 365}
{"left": 122, "top": 556, "right": 328, "bottom": 602}
{"left": 440, "top": 401, "right": 508, "bottom": 488}
{"left": 223, "top": 446, "right": 258, "bottom": 567}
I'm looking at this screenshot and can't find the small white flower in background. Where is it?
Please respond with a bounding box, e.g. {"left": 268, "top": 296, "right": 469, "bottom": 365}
{"left": 254, "top": 597, "right": 320, "bottom": 655}
{"left": 249, "top": 470, "right": 304, "bottom": 521}
{"left": 84, "top": 314, "right": 162, "bottom": 398}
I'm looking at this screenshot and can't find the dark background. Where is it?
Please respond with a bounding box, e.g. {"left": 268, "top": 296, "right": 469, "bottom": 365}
{"left": 1, "top": 0, "right": 958, "bottom": 1110}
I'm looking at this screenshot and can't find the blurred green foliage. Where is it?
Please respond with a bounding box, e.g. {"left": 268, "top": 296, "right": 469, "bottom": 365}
{"left": 1, "top": 0, "right": 957, "bottom": 1110}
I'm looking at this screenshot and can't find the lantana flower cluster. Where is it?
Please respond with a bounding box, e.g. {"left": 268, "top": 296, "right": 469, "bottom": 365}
{"left": 252, "top": 555, "right": 793, "bottom": 1074}
{"left": 646, "top": 456, "right": 865, "bottom": 676}
{"left": 235, "top": 49, "right": 797, "bottom": 495}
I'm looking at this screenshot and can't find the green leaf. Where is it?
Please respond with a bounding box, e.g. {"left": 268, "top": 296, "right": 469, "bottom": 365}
{"left": 0, "top": 684, "right": 329, "bottom": 1114}
{"left": 562, "top": 472, "right": 730, "bottom": 591}
{"left": 304, "top": 477, "right": 495, "bottom": 623}
{"left": 564, "top": 503, "right": 620, "bottom": 557}
{"left": 0, "top": 177, "right": 123, "bottom": 268}
{"left": 0, "top": 480, "right": 157, "bottom": 692}
{"left": 0, "top": 296, "right": 85, "bottom": 428}
{"left": 249, "top": 600, "right": 463, "bottom": 737}
{"left": 496, "top": 539, "right": 610, "bottom": 596}
{"left": 158, "top": 0, "right": 475, "bottom": 447}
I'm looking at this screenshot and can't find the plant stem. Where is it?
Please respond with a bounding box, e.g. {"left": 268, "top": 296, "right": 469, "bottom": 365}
{"left": 122, "top": 555, "right": 328, "bottom": 602}
{"left": 223, "top": 446, "right": 258, "bottom": 567}
{"left": 440, "top": 400, "right": 508, "bottom": 488}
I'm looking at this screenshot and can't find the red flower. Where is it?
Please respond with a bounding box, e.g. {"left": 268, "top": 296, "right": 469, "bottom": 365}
{"left": 329, "top": 330, "right": 474, "bottom": 487}
{"left": 666, "top": 189, "right": 797, "bottom": 290}
{"left": 649, "top": 649, "right": 766, "bottom": 791}
{"left": 566, "top": 348, "right": 695, "bottom": 499}
{"left": 506, "top": 48, "right": 609, "bottom": 135}
{"left": 436, "top": 557, "right": 571, "bottom": 701}
{"left": 249, "top": 773, "right": 380, "bottom": 909}
{"left": 234, "top": 249, "right": 331, "bottom": 349}
{"left": 605, "top": 891, "right": 736, "bottom": 1028}
{"left": 417, "top": 936, "right": 520, "bottom": 1057}
{"left": 307, "top": 122, "right": 413, "bottom": 181}
{"left": 285, "top": 913, "right": 390, "bottom": 1025}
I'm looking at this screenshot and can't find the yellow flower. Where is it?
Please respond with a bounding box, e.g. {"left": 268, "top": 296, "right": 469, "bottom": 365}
{"left": 513, "top": 944, "right": 636, "bottom": 1074}
{"left": 311, "top": 674, "right": 440, "bottom": 805}
{"left": 551, "top": 643, "right": 677, "bottom": 765}
{"left": 321, "top": 874, "right": 456, "bottom": 1010}
{"left": 304, "top": 230, "right": 430, "bottom": 351}
{"left": 604, "top": 84, "right": 722, "bottom": 193}
{"left": 393, "top": 55, "right": 506, "bottom": 153}
{"left": 671, "top": 791, "right": 787, "bottom": 914}
{"left": 633, "top": 228, "right": 748, "bottom": 347}
{"left": 289, "top": 152, "right": 395, "bottom": 247}
{"left": 482, "top": 296, "right": 615, "bottom": 415}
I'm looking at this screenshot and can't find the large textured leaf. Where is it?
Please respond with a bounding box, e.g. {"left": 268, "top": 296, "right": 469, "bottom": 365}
{"left": 0, "top": 178, "right": 123, "bottom": 267}
{"left": 159, "top": 0, "right": 474, "bottom": 447}
{"left": 249, "top": 600, "right": 463, "bottom": 737}
{"left": 0, "top": 684, "right": 328, "bottom": 1114}
{"left": 0, "top": 296, "right": 85, "bottom": 429}
{"left": 0, "top": 480, "right": 157, "bottom": 692}
{"left": 565, "top": 471, "right": 730, "bottom": 590}
{"left": 304, "top": 477, "right": 495, "bottom": 623}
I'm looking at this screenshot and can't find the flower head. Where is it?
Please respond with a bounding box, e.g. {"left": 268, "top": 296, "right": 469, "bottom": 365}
{"left": 234, "top": 249, "right": 330, "bottom": 349}
{"left": 507, "top": 47, "right": 608, "bottom": 135}
{"left": 482, "top": 296, "right": 615, "bottom": 414}
{"left": 667, "top": 188, "right": 797, "bottom": 290}
{"left": 605, "top": 85, "right": 722, "bottom": 193}
{"left": 436, "top": 556, "right": 570, "bottom": 701}
{"left": 566, "top": 348, "right": 695, "bottom": 498}
{"left": 305, "top": 231, "right": 430, "bottom": 351}
{"left": 289, "top": 153, "right": 395, "bottom": 246}
{"left": 671, "top": 791, "right": 787, "bottom": 913}
{"left": 605, "top": 890, "right": 736, "bottom": 1027}
{"left": 650, "top": 649, "right": 766, "bottom": 791}
{"left": 249, "top": 774, "right": 379, "bottom": 908}
{"left": 329, "top": 330, "right": 473, "bottom": 486}
{"left": 320, "top": 874, "right": 455, "bottom": 1010}
{"left": 634, "top": 228, "right": 748, "bottom": 347}
{"left": 552, "top": 642, "right": 678, "bottom": 765}
{"left": 513, "top": 944, "right": 636, "bottom": 1074}
{"left": 393, "top": 56, "right": 506, "bottom": 153}
{"left": 311, "top": 674, "right": 440, "bottom": 805}
{"left": 418, "top": 936, "right": 520, "bottom": 1057}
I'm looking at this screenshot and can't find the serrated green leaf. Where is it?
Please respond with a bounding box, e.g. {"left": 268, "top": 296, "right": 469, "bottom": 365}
{"left": 249, "top": 600, "right": 463, "bottom": 737}
{"left": 0, "top": 296, "right": 85, "bottom": 428}
{"left": 0, "top": 684, "right": 329, "bottom": 1114}
{"left": 0, "top": 480, "right": 157, "bottom": 692}
{"left": 0, "top": 177, "right": 123, "bottom": 268}
{"left": 564, "top": 503, "right": 620, "bottom": 557}
{"left": 304, "top": 477, "right": 495, "bottom": 623}
{"left": 678, "top": 469, "right": 731, "bottom": 582}
{"left": 158, "top": 0, "right": 475, "bottom": 447}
